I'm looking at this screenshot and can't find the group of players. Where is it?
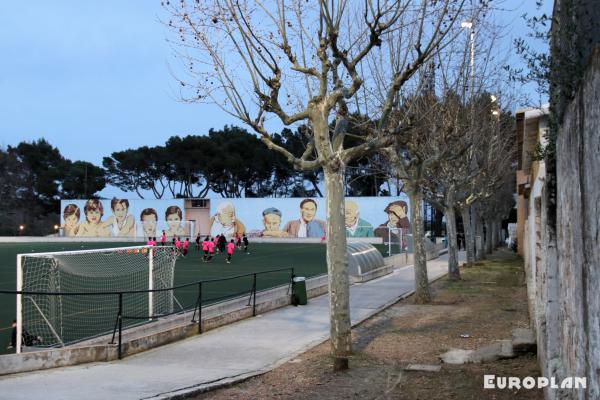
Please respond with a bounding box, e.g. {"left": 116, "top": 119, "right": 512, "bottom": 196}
{"left": 145, "top": 230, "right": 249, "bottom": 264}
{"left": 198, "top": 233, "right": 249, "bottom": 264}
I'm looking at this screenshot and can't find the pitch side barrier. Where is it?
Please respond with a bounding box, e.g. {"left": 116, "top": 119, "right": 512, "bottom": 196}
{"left": 1, "top": 266, "right": 296, "bottom": 360}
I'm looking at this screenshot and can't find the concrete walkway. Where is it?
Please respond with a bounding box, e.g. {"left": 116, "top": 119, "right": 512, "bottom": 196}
{"left": 0, "top": 252, "right": 463, "bottom": 400}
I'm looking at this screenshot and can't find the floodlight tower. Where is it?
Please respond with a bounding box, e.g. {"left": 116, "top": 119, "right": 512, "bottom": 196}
{"left": 461, "top": 21, "right": 475, "bottom": 96}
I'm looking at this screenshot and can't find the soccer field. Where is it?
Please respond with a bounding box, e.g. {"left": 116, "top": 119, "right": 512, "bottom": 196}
{"left": 0, "top": 241, "right": 386, "bottom": 355}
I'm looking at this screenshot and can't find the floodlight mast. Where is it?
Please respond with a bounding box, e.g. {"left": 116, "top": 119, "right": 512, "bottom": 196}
{"left": 461, "top": 21, "right": 475, "bottom": 97}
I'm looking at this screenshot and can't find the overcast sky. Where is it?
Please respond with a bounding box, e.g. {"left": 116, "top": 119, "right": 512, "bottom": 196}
{"left": 0, "top": 1, "right": 552, "bottom": 198}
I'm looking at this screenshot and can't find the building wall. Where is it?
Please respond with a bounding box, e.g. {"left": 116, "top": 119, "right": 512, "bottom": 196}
{"left": 529, "top": 47, "right": 600, "bottom": 400}
{"left": 184, "top": 199, "right": 211, "bottom": 237}
{"left": 516, "top": 107, "right": 548, "bottom": 257}
{"left": 553, "top": 47, "right": 600, "bottom": 399}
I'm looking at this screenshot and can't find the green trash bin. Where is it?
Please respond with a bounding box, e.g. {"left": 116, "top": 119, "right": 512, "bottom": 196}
{"left": 292, "top": 277, "right": 308, "bottom": 305}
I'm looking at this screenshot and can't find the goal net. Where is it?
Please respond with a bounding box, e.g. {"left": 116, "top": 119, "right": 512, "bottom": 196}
{"left": 16, "top": 246, "right": 178, "bottom": 353}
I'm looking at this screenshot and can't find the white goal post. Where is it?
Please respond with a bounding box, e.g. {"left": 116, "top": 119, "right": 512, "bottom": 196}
{"left": 16, "top": 245, "right": 178, "bottom": 353}
{"left": 385, "top": 227, "right": 405, "bottom": 256}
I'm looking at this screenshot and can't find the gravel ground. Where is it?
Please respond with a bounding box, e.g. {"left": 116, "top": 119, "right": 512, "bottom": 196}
{"left": 192, "top": 249, "right": 543, "bottom": 400}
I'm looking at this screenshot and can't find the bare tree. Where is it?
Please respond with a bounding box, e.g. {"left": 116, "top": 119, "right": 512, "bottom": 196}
{"left": 382, "top": 89, "right": 469, "bottom": 299}
{"left": 416, "top": 13, "right": 517, "bottom": 277}
{"left": 460, "top": 105, "right": 515, "bottom": 261}
{"left": 164, "top": 0, "right": 470, "bottom": 370}
{"left": 377, "top": 12, "right": 491, "bottom": 290}
{"left": 425, "top": 94, "right": 514, "bottom": 280}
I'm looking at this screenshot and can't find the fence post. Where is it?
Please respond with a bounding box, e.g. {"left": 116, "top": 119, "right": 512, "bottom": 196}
{"left": 16, "top": 255, "right": 22, "bottom": 354}
{"left": 290, "top": 268, "right": 295, "bottom": 303}
{"left": 252, "top": 273, "right": 257, "bottom": 317}
{"left": 118, "top": 293, "right": 123, "bottom": 360}
{"left": 198, "top": 282, "right": 203, "bottom": 334}
{"left": 148, "top": 246, "right": 154, "bottom": 321}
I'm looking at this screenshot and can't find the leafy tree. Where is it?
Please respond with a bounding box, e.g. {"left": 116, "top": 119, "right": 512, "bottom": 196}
{"left": 103, "top": 147, "right": 165, "bottom": 199}
{"left": 1, "top": 139, "right": 106, "bottom": 234}
{"left": 61, "top": 161, "right": 107, "bottom": 199}
{"left": 9, "top": 139, "right": 66, "bottom": 211}
{"left": 163, "top": 135, "right": 210, "bottom": 198}
{"left": 0, "top": 148, "right": 30, "bottom": 235}
{"left": 203, "top": 126, "right": 276, "bottom": 198}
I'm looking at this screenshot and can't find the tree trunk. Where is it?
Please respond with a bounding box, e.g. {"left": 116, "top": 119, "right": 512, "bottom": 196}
{"left": 475, "top": 208, "right": 485, "bottom": 260}
{"left": 445, "top": 206, "right": 460, "bottom": 280}
{"left": 461, "top": 206, "right": 475, "bottom": 267}
{"left": 407, "top": 186, "right": 431, "bottom": 303}
{"left": 497, "top": 221, "right": 503, "bottom": 247}
{"left": 485, "top": 220, "right": 493, "bottom": 254}
{"left": 323, "top": 167, "right": 352, "bottom": 371}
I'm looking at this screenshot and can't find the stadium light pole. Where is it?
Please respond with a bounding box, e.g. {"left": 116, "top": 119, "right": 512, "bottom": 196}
{"left": 461, "top": 21, "right": 475, "bottom": 96}
{"left": 491, "top": 94, "right": 500, "bottom": 120}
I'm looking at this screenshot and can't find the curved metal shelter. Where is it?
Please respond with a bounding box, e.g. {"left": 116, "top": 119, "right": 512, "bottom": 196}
{"left": 346, "top": 242, "right": 385, "bottom": 277}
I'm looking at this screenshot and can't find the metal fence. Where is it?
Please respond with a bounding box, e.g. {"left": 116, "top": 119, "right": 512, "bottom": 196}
{"left": 1, "top": 267, "right": 295, "bottom": 359}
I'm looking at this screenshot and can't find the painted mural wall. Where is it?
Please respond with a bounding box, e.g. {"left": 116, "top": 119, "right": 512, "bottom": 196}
{"left": 207, "top": 196, "right": 410, "bottom": 239}
{"left": 60, "top": 196, "right": 410, "bottom": 239}
{"left": 60, "top": 199, "right": 190, "bottom": 238}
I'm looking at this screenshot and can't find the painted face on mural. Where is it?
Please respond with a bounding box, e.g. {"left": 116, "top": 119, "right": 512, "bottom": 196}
{"left": 344, "top": 201, "right": 359, "bottom": 228}
{"left": 141, "top": 214, "right": 157, "bottom": 235}
{"left": 65, "top": 214, "right": 79, "bottom": 228}
{"left": 87, "top": 209, "right": 101, "bottom": 224}
{"left": 113, "top": 202, "right": 128, "bottom": 221}
{"left": 166, "top": 212, "right": 181, "bottom": 229}
{"left": 387, "top": 204, "right": 406, "bottom": 225}
{"left": 217, "top": 204, "right": 236, "bottom": 226}
{"left": 263, "top": 213, "right": 281, "bottom": 231}
{"left": 300, "top": 201, "right": 317, "bottom": 223}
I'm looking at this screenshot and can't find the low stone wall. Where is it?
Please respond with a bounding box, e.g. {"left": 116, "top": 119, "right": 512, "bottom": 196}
{"left": 384, "top": 245, "right": 444, "bottom": 270}
{"left": 385, "top": 253, "right": 412, "bottom": 268}
{"left": 350, "top": 265, "right": 394, "bottom": 283}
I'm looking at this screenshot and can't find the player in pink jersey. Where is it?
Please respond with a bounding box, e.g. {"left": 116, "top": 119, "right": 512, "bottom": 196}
{"left": 182, "top": 238, "right": 189, "bottom": 256}
{"left": 207, "top": 239, "right": 215, "bottom": 262}
{"left": 226, "top": 239, "right": 235, "bottom": 264}
{"left": 160, "top": 231, "right": 166, "bottom": 246}
{"left": 202, "top": 236, "right": 210, "bottom": 262}
{"left": 175, "top": 237, "right": 181, "bottom": 250}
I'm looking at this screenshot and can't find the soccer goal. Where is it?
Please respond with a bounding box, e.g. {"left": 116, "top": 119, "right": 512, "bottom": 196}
{"left": 16, "top": 246, "right": 178, "bottom": 353}
{"left": 383, "top": 227, "right": 407, "bottom": 256}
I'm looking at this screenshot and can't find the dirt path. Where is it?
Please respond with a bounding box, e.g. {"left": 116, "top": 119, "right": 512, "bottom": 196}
{"left": 192, "top": 249, "right": 542, "bottom": 400}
